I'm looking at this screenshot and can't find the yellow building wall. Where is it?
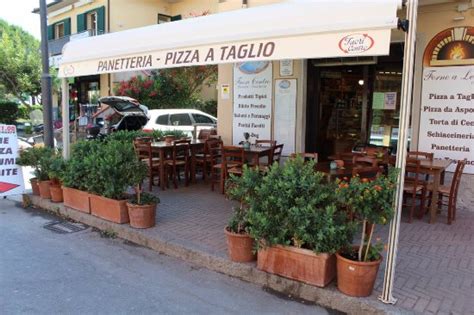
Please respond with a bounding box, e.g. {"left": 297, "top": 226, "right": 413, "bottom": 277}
{"left": 170, "top": 0, "right": 218, "bottom": 17}
{"left": 411, "top": 2, "right": 474, "bottom": 150}
{"left": 48, "top": 0, "right": 108, "bottom": 34}
{"left": 109, "top": 0, "right": 170, "bottom": 33}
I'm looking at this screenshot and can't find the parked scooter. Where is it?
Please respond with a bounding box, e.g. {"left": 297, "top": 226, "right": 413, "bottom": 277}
{"left": 86, "top": 125, "right": 107, "bottom": 141}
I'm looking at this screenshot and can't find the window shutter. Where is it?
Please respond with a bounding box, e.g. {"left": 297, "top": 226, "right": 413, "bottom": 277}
{"left": 97, "top": 6, "right": 106, "bottom": 34}
{"left": 64, "top": 18, "right": 71, "bottom": 36}
{"left": 47, "top": 25, "right": 54, "bottom": 40}
{"left": 77, "top": 13, "right": 86, "bottom": 33}
{"left": 171, "top": 15, "right": 182, "bottom": 21}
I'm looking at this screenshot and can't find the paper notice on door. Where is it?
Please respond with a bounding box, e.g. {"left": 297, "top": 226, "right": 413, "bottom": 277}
{"left": 384, "top": 92, "right": 397, "bottom": 110}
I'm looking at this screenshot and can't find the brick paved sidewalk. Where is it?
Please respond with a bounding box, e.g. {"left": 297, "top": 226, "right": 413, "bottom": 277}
{"left": 150, "top": 182, "right": 473, "bottom": 314}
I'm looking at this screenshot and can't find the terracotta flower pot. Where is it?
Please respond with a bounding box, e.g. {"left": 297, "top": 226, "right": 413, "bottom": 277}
{"left": 257, "top": 245, "right": 336, "bottom": 287}
{"left": 30, "top": 178, "right": 40, "bottom": 196}
{"left": 336, "top": 251, "right": 382, "bottom": 297}
{"left": 224, "top": 228, "right": 256, "bottom": 262}
{"left": 90, "top": 194, "right": 129, "bottom": 224}
{"left": 164, "top": 135, "right": 176, "bottom": 144}
{"left": 50, "top": 185, "right": 63, "bottom": 203}
{"left": 38, "top": 180, "right": 52, "bottom": 199}
{"left": 127, "top": 203, "right": 156, "bottom": 228}
{"left": 63, "top": 187, "right": 91, "bottom": 213}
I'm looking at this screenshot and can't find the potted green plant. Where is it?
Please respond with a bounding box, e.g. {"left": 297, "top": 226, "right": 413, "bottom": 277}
{"left": 36, "top": 148, "right": 55, "bottom": 199}
{"left": 247, "top": 157, "right": 354, "bottom": 287}
{"left": 17, "top": 147, "right": 54, "bottom": 199}
{"left": 62, "top": 141, "right": 101, "bottom": 213}
{"left": 335, "top": 168, "right": 398, "bottom": 297}
{"left": 48, "top": 154, "right": 66, "bottom": 203}
{"left": 126, "top": 160, "right": 159, "bottom": 228}
{"left": 17, "top": 147, "right": 41, "bottom": 195}
{"left": 224, "top": 166, "right": 262, "bottom": 262}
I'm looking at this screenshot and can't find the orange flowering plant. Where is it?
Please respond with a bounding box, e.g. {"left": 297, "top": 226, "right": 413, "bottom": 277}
{"left": 336, "top": 167, "right": 398, "bottom": 262}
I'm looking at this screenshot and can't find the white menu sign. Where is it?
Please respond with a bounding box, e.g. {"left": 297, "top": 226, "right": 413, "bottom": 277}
{"left": 233, "top": 61, "right": 273, "bottom": 144}
{"left": 0, "top": 125, "right": 25, "bottom": 196}
{"left": 274, "top": 79, "right": 297, "bottom": 156}
{"left": 419, "top": 66, "right": 474, "bottom": 174}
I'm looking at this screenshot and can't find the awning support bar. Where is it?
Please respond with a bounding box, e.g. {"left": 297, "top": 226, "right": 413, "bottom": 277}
{"left": 379, "top": 0, "right": 418, "bottom": 305}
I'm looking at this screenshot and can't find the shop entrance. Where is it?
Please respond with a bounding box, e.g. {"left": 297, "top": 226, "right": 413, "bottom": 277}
{"left": 305, "top": 43, "right": 404, "bottom": 160}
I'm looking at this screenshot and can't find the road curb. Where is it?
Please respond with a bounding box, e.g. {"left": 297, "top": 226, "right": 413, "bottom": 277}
{"left": 27, "top": 194, "right": 409, "bottom": 315}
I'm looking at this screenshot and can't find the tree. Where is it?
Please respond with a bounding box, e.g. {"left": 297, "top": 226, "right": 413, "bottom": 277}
{"left": 0, "top": 19, "right": 41, "bottom": 106}
{"left": 115, "top": 65, "right": 217, "bottom": 111}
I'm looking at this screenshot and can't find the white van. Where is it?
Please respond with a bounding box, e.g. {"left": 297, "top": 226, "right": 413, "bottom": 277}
{"left": 142, "top": 109, "right": 217, "bottom": 137}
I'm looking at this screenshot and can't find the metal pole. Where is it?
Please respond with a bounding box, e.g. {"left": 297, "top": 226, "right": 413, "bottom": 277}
{"left": 61, "top": 78, "right": 70, "bottom": 159}
{"left": 379, "top": 0, "right": 418, "bottom": 305}
{"left": 39, "top": 0, "right": 54, "bottom": 148}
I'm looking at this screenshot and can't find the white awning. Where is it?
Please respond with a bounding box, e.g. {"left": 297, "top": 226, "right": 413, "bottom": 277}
{"left": 59, "top": 0, "right": 401, "bottom": 78}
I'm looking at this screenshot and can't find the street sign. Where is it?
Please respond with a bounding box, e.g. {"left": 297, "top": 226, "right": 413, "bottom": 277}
{"left": 0, "top": 125, "right": 25, "bottom": 196}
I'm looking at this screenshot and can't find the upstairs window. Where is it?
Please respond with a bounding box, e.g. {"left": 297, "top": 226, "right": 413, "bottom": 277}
{"left": 55, "top": 22, "right": 65, "bottom": 38}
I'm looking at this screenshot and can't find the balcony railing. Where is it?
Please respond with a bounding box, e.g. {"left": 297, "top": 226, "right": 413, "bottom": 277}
{"left": 48, "top": 29, "right": 105, "bottom": 56}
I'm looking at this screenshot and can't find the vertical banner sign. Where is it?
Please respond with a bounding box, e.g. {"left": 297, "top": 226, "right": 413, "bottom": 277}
{"left": 274, "top": 79, "right": 297, "bottom": 156}
{"left": 233, "top": 61, "right": 272, "bottom": 145}
{"left": 0, "top": 125, "right": 25, "bottom": 196}
{"left": 419, "top": 66, "right": 474, "bottom": 174}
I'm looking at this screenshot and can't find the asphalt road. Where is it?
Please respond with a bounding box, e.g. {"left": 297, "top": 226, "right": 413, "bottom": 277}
{"left": 0, "top": 199, "right": 332, "bottom": 315}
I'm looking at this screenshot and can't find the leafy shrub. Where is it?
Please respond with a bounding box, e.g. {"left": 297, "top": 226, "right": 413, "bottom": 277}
{"left": 226, "top": 166, "right": 262, "bottom": 234}
{"left": 62, "top": 141, "right": 102, "bottom": 190}
{"left": 128, "top": 192, "right": 160, "bottom": 205}
{"left": 0, "top": 101, "right": 18, "bottom": 124}
{"left": 17, "top": 146, "right": 55, "bottom": 180}
{"left": 246, "top": 157, "right": 355, "bottom": 254}
{"left": 48, "top": 154, "right": 66, "bottom": 183}
{"left": 335, "top": 168, "right": 398, "bottom": 261}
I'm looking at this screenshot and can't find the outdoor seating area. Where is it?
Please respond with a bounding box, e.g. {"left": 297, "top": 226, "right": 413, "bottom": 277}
{"left": 18, "top": 132, "right": 472, "bottom": 313}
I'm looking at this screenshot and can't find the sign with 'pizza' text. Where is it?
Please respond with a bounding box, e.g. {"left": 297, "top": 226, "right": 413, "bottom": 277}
{"left": 0, "top": 125, "right": 24, "bottom": 196}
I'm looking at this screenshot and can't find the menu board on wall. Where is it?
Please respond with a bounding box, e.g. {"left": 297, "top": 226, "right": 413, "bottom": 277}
{"left": 233, "top": 62, "right": 273, "bottom": 145}
{"left": 274, "top": 79, "right": 297, "bottom": 156}
{"left": 419, "top": 66, "right": 474, "bottom": 174}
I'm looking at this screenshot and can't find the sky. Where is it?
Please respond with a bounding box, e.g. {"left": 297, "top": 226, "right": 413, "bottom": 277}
{"left": 0, "top": 0, "right": 54, "bottom": 39}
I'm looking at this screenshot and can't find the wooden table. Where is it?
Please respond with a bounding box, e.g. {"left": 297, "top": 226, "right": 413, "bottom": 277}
{"left": 419, "top": 159, "right": 453, "bottom": 223}
{"left": 151, "top": 140, "right": 205, "bottom": 190}
{"left": 244, "top": 145, "right": 273, "bottom": 167}
{"left": 314, "top": 161, "right": 355, "bottom": 180}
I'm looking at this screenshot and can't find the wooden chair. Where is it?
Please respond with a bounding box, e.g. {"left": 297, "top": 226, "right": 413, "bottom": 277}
{"left": 194, "top": 138, "right": 220, "bottom": 181}
{"left": 255, "top": 140, "right": 276, "bottom": 147}
{"left": 407, "top": 151, "right": 434, "bottom": 160}
{"left": 403, "top": 158, "right": 426, "bottom": 223}
{"left": 352, "top": 155, "right": 378, "bottom": 167}
{"left": 291, "top": 152, "right": 318, "bottom": 163}
{"left": 426, "top": 159, "right": 466, "bottom": 224}
{"left": 209, "top": 139, "right": 224, "bottom": 192}
{"left": 133, "top": 139, "right": 160, "bottom": 192}
{"left": 271, "top": 144, "right": 284, "bottom": 164}
{"left": 220, "top": 146, "right": 245, "bottom": 194}
{"left": 198, "top": 128, "right": 217, "bottom": 140}
{"left": 164, "top": 139, "right": 190, "bottom": 189}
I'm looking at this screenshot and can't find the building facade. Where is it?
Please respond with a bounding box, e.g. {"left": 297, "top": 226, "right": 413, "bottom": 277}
{"left": 214, "top": 0, "right": 473, "bottom": 210}
{"left": 42, "top": 0, "right": 473, "bottom": 209}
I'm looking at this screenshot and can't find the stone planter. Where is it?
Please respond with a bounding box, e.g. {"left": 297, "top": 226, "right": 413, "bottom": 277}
{"left": 127, "top": 203, "right": 156, "bottom": 228}
{"left": 224, "top": 228, "right": 256, "bottom": 262}
{"left": 63, "top": 187, "right": 91, "bottom": 213}
{"left": 336, "top": 251, "right": 382, "bottom": 297}
{"left": 257, "top": 245, "right": 336, "bottom": 287}
{"left": 90, "top": 194, "right": 129, "bottom": 224}
{"left": 30, "top": 178, "right": 40, "bottom": 196}
{"left": 50, "top": 184, "right": 63, "bottom": 203}
{"left": 38, "top": 180, "right": 52, "bottom": 199}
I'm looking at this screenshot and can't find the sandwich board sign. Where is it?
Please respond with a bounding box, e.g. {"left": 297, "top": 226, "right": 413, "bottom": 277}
{"left": 0, "top": 125, "right": 25, "bottom": 196}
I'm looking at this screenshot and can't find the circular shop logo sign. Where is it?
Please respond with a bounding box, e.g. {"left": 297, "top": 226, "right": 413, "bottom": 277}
{"left": 338, "top": 34, "right": 375, "bottom": 54}
{"left": 63, "top": 65, "right": 75, "bottom": 76}
{"left": 237, "top": 61, "right": 270, "bottom": 74}
{"left": 278, "top": 80, "right": 291, "bottom": 89}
